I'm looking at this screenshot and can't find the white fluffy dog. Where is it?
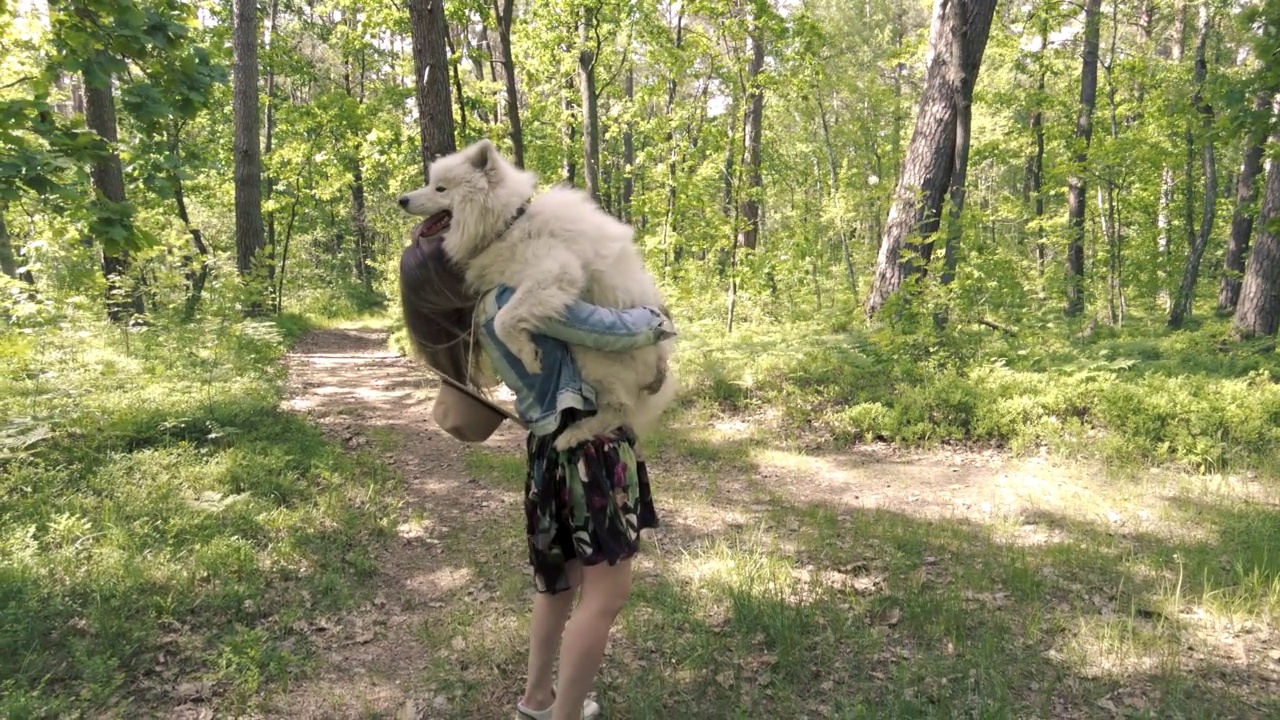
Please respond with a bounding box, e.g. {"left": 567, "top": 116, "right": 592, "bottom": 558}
{"left": 397, "top": 139, "right": 677, "bottom": 450}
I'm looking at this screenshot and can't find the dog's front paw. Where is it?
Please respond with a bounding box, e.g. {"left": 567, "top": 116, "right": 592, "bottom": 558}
{"left": 509, "top": 338, "right": 542, "bottom": 374}
{"left": 553, "top": 427, "right": 593, "bottom": 452}
{"left": 494, "top": 312, "right": 542, "bottom": 374}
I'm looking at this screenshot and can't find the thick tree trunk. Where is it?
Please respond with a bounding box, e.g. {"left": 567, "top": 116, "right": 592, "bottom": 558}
{"left": 408, "top": 0, "right": 457, "bottom": 178}
{"left": 579, "top": 9, "right": 601, "bottom": 201}
{"left": 1169, "top": 4, "right": 1215, "bottom": 329}
{"left": 864, "top": 0, "right": 997, "bottom": 317}
{"left": 939, "top": 0, "right": 976, "bottom": 292}
{"left": 1233, "top": 147, "right": 1280, "bottom": 337}
{"left": 232, "top": 0, "right": 267, "bottom": 314}
{"left": 1219, "top": 92, "right": 1269, "bottom": 312}
{"left": 494, "top": 0, "right": 524, "bottom": 167}
{"left": 737, "top": 27, "right": 765, "bottom": 251}
{"left": 1064, "top": 0, "right": 1103, "bottom": 317}
{"left": 83, "top": 54, "right": 145, "bottom": 322}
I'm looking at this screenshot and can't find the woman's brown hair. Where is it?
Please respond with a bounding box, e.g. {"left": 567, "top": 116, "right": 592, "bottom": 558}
{"left": 398, "top": 225, "right": 490, "bottom": 390}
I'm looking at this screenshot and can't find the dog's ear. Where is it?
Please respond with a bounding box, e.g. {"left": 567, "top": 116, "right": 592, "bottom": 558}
{"left": 468, "top": 139, "right": 496, "bottom": 172}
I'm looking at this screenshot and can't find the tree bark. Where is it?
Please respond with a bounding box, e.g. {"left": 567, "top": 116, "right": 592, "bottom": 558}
{"left": 1026, "top": 18, "right": 1048, "bottom": 277}
{"left": 1169, "top": 4, "right": 1215, "bottom": 329}
{"left": 494, "top": 0, "right": 524, "bottom": 167}
{"left": 622, "top": 65, "right": 635, "bottom": 222}
{"left": 0, "top": 201, "right": 18, "bottom": 280}
{"left": 444, "top": 27, "right": 468, "bottom": 139}
{"left": 579, "top": 7, "right": 601, "bottom": 201}
{"left": 864, "top": 0, "right": 997, "bottom": 317}
{"left": 939, "top": 0, "right": 976, "bottom": 293}
{"left": 1219, "top": 92, "right": 1269, "bottom": 312}
{"left": 233, "top": 0, "right": 267, "bottom": 313}
{"left": 1064, "top": 0, "right": 1103, "bottom": 317}
{"left": 562, "top": 73, "right": 577, "bottom": 185}
{"left": 1233, "top": 96, "right": 1280, "bottom": 339}
{"left": 408, "top": 0, "right": 457, "bottom": 179}
{"left": 737, "top": 24, "right": 765, "bottom": 251}
{"left": 83, "top": 52, "right": 145, "bottom": 322}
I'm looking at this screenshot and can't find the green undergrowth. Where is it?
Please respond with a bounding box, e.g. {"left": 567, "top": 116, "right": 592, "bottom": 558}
{"left": 674, "top": 315, "right": 1280, "bottom": 475}
{"left": 0, "top": 313, "right": 398, "bottom": 717}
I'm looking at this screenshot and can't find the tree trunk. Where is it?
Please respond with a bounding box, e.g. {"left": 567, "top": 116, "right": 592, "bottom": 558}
{"left": 1158, "top": 2, "right": 1188, "bottom": 310}
{"left": 0, "top": 201, "right": 18, "bottom": 280}
{"left": 816, "top": 91, "right": 857, "bottom": 294}
{"left": 1169, "top": 4, "right": 1215, "bottom": 329}
{"left": 1028, "top": 20, "right": 1048, "bottom": 277}
{"left": 1233, "top": 123, "right": 1280, "bottom": 337}
{"left": 737, "top": 25, "right": 765, "bottom": 251}
{"left": 83, "top": 53, "right": 145, "bottom": 322}
{"left": 864, "top": 0, "right": 997, "bottom": 317}
{"left": 579, "top": 8, "right": 601, "bottom": 202}
{"left": 1064, "top": 0, "right": 1103, "bottom": 317}
{"left": 939, "top": 0, "right": 976, "bottom": 294}
{"left": 463, "top": 25, "right": 492, "bottom": 125}
{"left": 662, "top": 7, "right": 685, "bottom": 252}
{"left": 1219, "top": 92, "right": 1269, "bottom": 312}
{"left": 562, "top": 73, "right": 577, "bottom": 185}
{"left": 622, "top": 65, "right": 635, "bottom": 222}
{"left": 444, "top": 27, "right": 468, "bottom": 139}
{"left": 263, "top": 0, "right": 279, "bottom": 288}
{"left": 408, "top": 0, "right": 456, "bottom": 178}
{"left": 169, "top": 124, "right": 210, "bottom": 320}
{"left": 233, "top": 0, "right": 267, "bottom": 313}
{"left": 494, "top": 0, "right": 524, "bottom": 167}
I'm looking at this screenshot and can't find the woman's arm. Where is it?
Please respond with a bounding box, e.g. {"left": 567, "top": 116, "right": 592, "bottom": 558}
{"left": 488, "top": 285, "right": 675, "bottom": 352}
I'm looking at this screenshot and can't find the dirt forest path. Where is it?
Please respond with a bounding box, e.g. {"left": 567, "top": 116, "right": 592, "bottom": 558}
{"left": 264, "top": 324, "right": 1279, "bottom": 720}
{"left": 270, "top": 324, "right": 533, "bottom": 719}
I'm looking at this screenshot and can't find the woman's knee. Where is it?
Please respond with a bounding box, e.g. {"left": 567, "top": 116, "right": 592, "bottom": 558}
{"left": 579, "top": 560, "right": 633, "bottom": 618}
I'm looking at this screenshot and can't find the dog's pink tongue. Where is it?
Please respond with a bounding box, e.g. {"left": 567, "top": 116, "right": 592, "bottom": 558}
{"left": 418, "top": 211, "right": 451, "bottom": 239}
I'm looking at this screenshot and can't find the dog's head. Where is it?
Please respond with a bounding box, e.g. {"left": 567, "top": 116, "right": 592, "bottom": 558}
{"left": 396, "top": 140, "right": 534, "bottom": 257}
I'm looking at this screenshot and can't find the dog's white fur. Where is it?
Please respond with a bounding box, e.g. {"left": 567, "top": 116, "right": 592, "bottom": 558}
{"left": 399, "top": 139, "right": 677, "bottom": 450}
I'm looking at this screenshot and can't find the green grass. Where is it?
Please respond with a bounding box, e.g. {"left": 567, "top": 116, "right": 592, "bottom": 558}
{"left": 432, "top": 420, "right": 1280, "bottom": 719}
{"left": 0, "top": 315, "right": 399, "bottom": 717}
{"left": 672, "top": 315, "right": 1280, "bottom": 475}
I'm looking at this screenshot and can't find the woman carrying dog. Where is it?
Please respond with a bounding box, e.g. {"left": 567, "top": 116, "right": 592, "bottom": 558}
{"left": 400, "top": 228, "right": 671, "bottom": 720}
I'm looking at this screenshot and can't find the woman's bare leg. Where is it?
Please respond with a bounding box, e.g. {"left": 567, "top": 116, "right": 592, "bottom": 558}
{"left": 551, "top": 559, "right": 633, "bottom": 720}
{"left": 521, "top": 560, "right": 582, "bottom": 711}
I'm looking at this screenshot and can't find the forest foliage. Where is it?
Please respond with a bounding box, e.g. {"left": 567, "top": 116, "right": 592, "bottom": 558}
{"left": 3, "top": 0, "right": 1280, "bottom": 713}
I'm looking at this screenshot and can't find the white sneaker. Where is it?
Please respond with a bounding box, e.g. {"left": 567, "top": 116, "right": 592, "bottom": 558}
{"left": 516, "top": 696, "right": 600, "bottom": 720}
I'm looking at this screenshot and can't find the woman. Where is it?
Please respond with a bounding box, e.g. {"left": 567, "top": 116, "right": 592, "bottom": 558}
{"left": 400, "top": 229, "right": 670, "bottom": 720}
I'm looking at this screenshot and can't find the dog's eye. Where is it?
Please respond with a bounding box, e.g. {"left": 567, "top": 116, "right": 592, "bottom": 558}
{"left": 435, "top": 185, "right": 446, "bottom": 193}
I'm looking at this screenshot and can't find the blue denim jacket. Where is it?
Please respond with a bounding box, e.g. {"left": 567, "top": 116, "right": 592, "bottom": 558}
{"left": 474, "top": 286, "right": 675, "bottom": 437}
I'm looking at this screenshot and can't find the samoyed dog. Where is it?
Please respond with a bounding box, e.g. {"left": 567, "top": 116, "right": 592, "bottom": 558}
{"left": 397, "top": 139, "right": 677, "bottom": 450}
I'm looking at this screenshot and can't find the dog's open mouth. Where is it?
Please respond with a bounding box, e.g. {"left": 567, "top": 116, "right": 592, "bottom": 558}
{"left": 416, "top": 210, "right": 452, "bottom": 239}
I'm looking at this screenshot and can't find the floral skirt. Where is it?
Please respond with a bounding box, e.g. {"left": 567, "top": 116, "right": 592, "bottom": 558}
{"left": 524, "top": 409, "right": 660, "bottom": 594}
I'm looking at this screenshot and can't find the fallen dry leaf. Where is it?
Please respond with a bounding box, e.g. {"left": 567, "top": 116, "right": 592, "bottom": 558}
{"left": 172, "top": 680, "right": 214, "bottom": 702}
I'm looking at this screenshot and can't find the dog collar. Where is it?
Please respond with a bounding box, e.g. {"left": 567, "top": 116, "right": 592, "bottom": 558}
{"left": 499, "top": 204, "right": 527, "bottom": 237}
{"left": 450, "top": 200, "right": 532, "bottom": 265}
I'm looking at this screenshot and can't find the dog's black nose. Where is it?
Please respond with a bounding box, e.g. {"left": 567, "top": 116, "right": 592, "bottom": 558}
{"left": 397, "top": 195, "right": 409, "bottom": 209}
